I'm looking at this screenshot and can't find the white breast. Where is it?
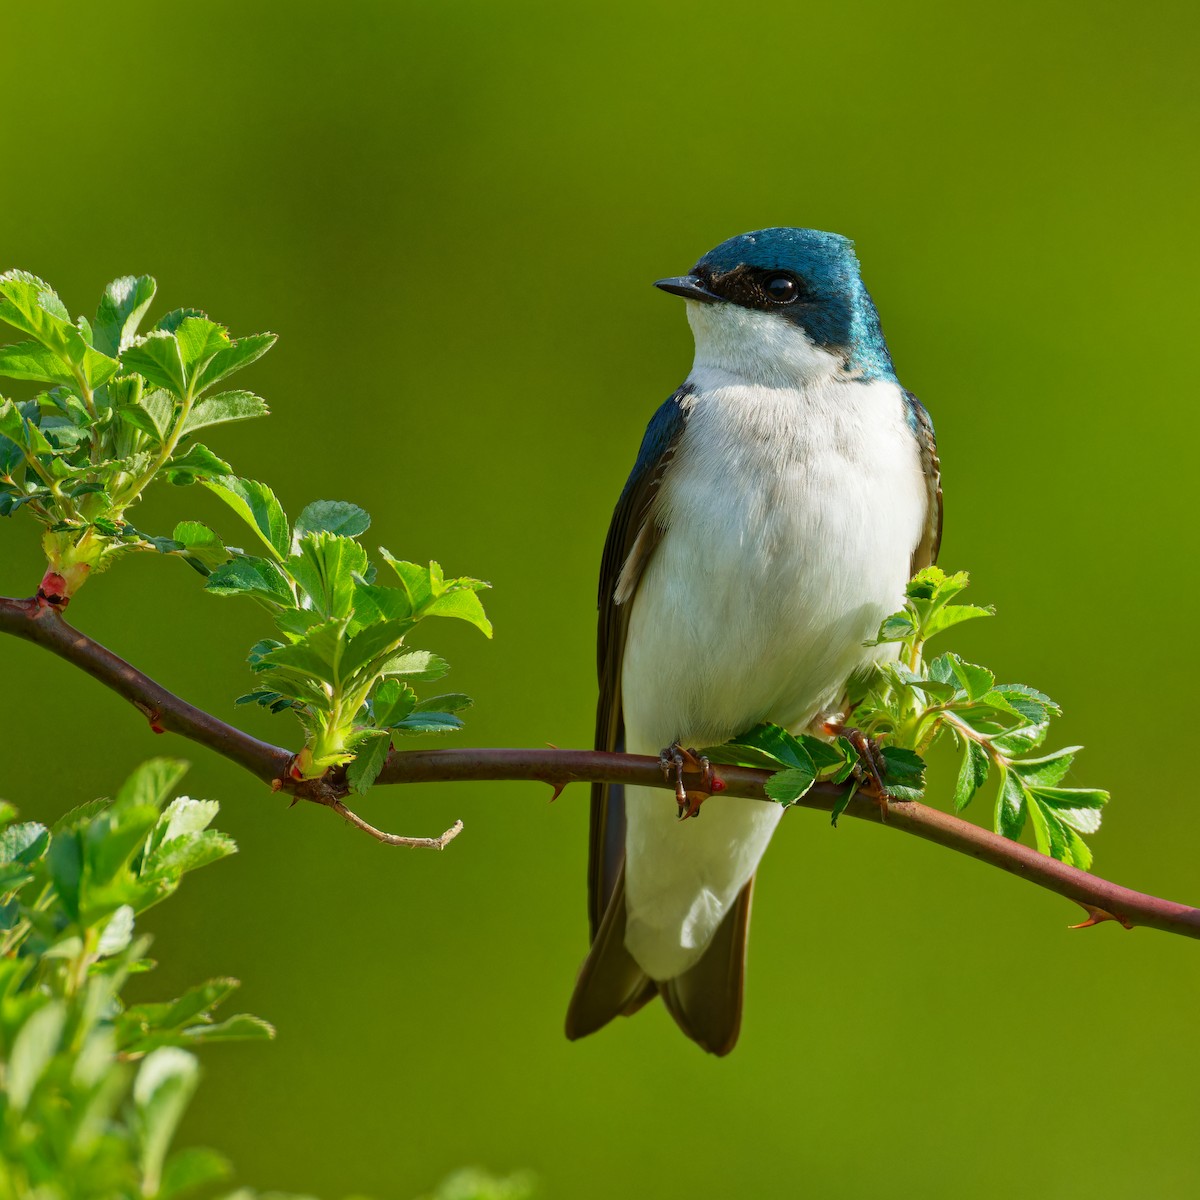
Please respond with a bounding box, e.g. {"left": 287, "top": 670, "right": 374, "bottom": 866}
{"left": 618, "top": 305, "right": 929, "bottom": 980}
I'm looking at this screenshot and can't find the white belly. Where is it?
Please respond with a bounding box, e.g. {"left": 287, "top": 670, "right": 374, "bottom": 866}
{"left": 620, "top": 373, "right": 927, "bottom": 979}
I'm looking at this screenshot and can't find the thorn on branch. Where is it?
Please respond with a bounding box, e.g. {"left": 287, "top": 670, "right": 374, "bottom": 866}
{"left": 331, "top": 799, "right": 465, "bottom": 850}
{"left": 1070, "top": 904, "right": 1134, "bottom": 931}
{"left": 547, "top": 779, "right": 567, "bottom": 802}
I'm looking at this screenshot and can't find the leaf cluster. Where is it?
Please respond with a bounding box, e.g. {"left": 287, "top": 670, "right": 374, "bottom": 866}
{"left": 0, "top": 760, "right": 272, "bottom": 1200}
{"left": 713, "top": 568, "right": 1109, "bottom": 869}
{"left": 0, "top": 271, "right": 273, "bottom": 594}
{"left": 193, "top": 481, "right": 492, "bottom": 788}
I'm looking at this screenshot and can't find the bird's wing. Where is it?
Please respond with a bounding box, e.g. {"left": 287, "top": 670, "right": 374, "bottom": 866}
{"left": 905, "top": 391, "right": 943, "bottom": 572}
{"left": 588, "top": 385, "right": 691, "bottom": 936}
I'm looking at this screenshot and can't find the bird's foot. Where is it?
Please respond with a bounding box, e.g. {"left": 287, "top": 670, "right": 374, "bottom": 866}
{"left": 826, "top": 724, "right": 890, "bottom": 817}
{"left": 659, "top": 742, "right": 715, "bottom": 819}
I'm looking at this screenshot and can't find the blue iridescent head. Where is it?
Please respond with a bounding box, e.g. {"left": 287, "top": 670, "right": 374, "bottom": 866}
{"left": 655, "top": 228, "right": 896, "bottom": 383}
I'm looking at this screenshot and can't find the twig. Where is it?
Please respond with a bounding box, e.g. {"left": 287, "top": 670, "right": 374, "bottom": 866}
{"left": 3, "top": 593, "right": 1200, "bottom": 940}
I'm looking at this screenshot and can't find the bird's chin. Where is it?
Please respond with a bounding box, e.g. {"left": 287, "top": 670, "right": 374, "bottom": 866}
{"left": 686, "top": 303, "right": 842, "bottom": 388}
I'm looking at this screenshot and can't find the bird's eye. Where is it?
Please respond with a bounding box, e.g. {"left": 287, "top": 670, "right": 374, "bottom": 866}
{"left": 763, "top": 273, "right": 800, "bottom": 303}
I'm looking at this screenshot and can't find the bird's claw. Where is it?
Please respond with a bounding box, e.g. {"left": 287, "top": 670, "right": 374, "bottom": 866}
{"left": 660, "top": 742, "right": 714, "bottom": 819}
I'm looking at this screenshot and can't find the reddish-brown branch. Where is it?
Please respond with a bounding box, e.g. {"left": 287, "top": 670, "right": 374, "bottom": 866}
{"left": 3, "top": 594, "right": 1199, "bottom": 938}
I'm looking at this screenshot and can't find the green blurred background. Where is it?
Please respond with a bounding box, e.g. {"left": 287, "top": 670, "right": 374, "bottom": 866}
{"left": 3, "top": 1, "right": 1200, "bottom": 1195}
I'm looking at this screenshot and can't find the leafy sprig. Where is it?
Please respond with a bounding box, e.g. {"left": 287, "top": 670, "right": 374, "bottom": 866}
{"left": 0, "top": 272, "right": 492, "bottom": 791}
{"left": 0, "top": 760, "right": 272, "bottom": 1198}
{"left": 0, "top": 270, "right": 272, "bottom": 598}
{"left": 712, "top": 568, "right": 1109, "bottom": 869}
{"left": 197, "top": 478, "right": 491, "bottom": 787}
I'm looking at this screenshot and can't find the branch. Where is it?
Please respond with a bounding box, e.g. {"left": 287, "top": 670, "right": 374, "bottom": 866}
{"left": 3, "top": 594, "right": 1199, "bottom": 940}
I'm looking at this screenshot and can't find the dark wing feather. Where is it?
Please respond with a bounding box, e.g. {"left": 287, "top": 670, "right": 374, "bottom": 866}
{"left": 588, "top": 386, "right": 691, "bottom": 935}
{"left": 904, "top": 391, "right": 943, "bottom": 572}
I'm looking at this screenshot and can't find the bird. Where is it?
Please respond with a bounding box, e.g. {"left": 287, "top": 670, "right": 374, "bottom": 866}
{"left": 564, "top": 227, "right": 942, "bottom": 1055}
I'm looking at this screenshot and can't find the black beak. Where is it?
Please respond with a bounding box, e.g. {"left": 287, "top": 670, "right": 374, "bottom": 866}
{"left": 653, "top": 275, "right": 723, "bottom": 304}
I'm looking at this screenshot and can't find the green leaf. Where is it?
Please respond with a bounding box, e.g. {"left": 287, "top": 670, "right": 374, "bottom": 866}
{"left": 94, "top": 275, "right": 157, "bottom": 356}
{"left": 201, "top": 475, "right": 290, "bottom": 558}
{"left": 709, "top": 723, "right": 815, "bottom": 772}
{"left": 154, "top": 308, "right": 205, "bottom": 334}
{"left": 119, "top": 388, "right": 176, "bottom": 442}
{"left": 140, "top": 831, "right": 236, "bottom": 882}
{"left": 375, "top": 648, "right": 450, "bottom": 681}
{"left": 98, "top": 904, "right": 135, "bottom": 956}
{"left": 1029, "top": 786, "right": 1108, "bottom": 835}
{"left": 346, "top": 732, "right": 391, "bottom": 794}
{"left": 873, "top": 611, "right": 916, "bottom": 643}
{"left": 763, "top": 765, "right": 816, "bottom": 805}
{"left": 175, "top": 317, "right": 231, "bottom": 386}
{"left": 294, "top": 499, "right": 371, "bottom": 541}
{"left": 340, "top": 618, "right": 413, "bottom": 681}
{"left": 953, "top": 741, "right": 990, "bottom": 812}
{"left": 392, "top": 711, "right": 465, "bottom": 735}
{"left": 205, "top": 555, "right": 294, "bottom": 606}
{"left": 945, "top": 654, "right": 995, "bottom": 702}
{"left": 0, "top": 340, "right": 77, "bottom": 385}
{"left": 290, "top": 532, "right": 369, "bottom": 619}
{"left": 47, "top": 829, "right": 84, "bottom": 919}
{"left": 371, "top": 678, "right": 416, "bottom": 728}
{"left": 180, "top": 389, "right": 269, "bottom": 434}
{"left": 423, "top": 587, "right": 494, "bottom": 637}
{"left": 6, "top": 999, "right": 66, "bottom": 1111}
{"left": 996, "top": 769, "right": 1027, "bottom": 841}
{"left": 880, "top": 747, "right": 926, "bottom": 800}
{"left": 114, "top": 758, "right": 189, "bottom": 815}
{"left": 0, "top": 820, "right": 49, "bottom": 865}
{"left": 123, "top": 330, "right": 187, "bottom": 395}
{"left": 923, "top": 604, "right": 994, "bottom": 638}
{"left": 164, "top": 442, "right": 232, "bottom": 483}
{"left": 1009, "top": 748, "right": 1082, "bottom": 787}
{"left": 381, "top": 551, "right": 434, "bottom": 610}
{"left": 171, "top": 520, "right": 229, "bottom": 572}
{"left": 179, "top": 1012, "right": 275, "bottom": 1043}
{"left": 193, "top": 332, "right": 276, "bottom": 393}
{"left": 134, "top": 1047, "right": 201, "bottom": 1191}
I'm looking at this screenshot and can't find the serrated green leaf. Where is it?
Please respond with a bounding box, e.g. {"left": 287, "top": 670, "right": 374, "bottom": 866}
{"left": 140, "top": 831, "right": 236, "bottom": 882}
{"left": 114, "top": 759, "right": 189, "bottom": 814}
{"left": 179, "top": 389, "right": 269, "bottom": 434}
{"left": 874, "top": 611, "right": 916, "bottom": 643}
{"left": 376, "top": 648, "right": 450, "bottom": 681}
{"left": 0, "top": 820, "right": 49, "bottom": 865}
{"left": 171, "top": 520, "right": 228, "bottom": 572}
{"left": 205, "top": 555, "right": 294, "bottom": 605}
{"left": 1029, "top": 786, "right": 1108, "bottom": 835}
{"left": 996, "top": 769, "right": 1027, "bottom": 841}
{"left": 294, "top": 499, "right": 371, "bottom": 541}
{"left": 290, "top": 532, "right": 368, "bottom": 619}
{"left": 0, "top": 339, "right": 77, "bottom": 385}
{"left": 154, "top": 308, "right": 206, "bottom": 334}
{"left": 94, "top": 275, "right": 157, "bottom": 356}
{"left": 370, "top": 678, "right": 416, "bottom": 728}
{"left": 163, "top": 442, "right": 232, "bottom": 483}
{"left": 346, "top": 732, "right": 391, "bottom": 794}
{"left": 953, "top": 740, "right": 990, "bottom": 812}
{"left": 193, "top": 332, "right": 276, "bottom": 393}
{"left": 201, "top": 475, "right": 289, "bottom": 558}
{"left": 180, "top": 1012, "right": 275, "bottom": 1043}
{"left": 946, "top": 654, "right": 995, "bottom": 702}
{"left": 175, "top": 317, "right": 231, "bottom": 386}
{"left": 423, "top": 587, "right": 493, "bottom": 637}
{"left": 123, "top": 330, "right": 187, "bottom": 395}
{"left": 764, "top": 765, "right": 816, "bottom": 805}
{"left": 1009, "top": 748, "right": 1082, "bottom": 787}
{"left": 923, "top": 604, "right": 994, "bottom": 638}
{"left": 391, "top": 711, "right": 466, "bottom": 735}
{"left": 880, "top": 747, "right": 926, "bottom": 800}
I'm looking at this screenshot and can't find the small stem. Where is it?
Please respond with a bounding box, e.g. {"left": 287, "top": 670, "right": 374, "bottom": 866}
{"left": 112, "top": 384, "right": 196, "bottom": 509}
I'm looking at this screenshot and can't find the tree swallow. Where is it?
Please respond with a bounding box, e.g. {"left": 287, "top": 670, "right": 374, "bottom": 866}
{"left": 565, "top": 227, "right": 942, "bottom": 1055}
